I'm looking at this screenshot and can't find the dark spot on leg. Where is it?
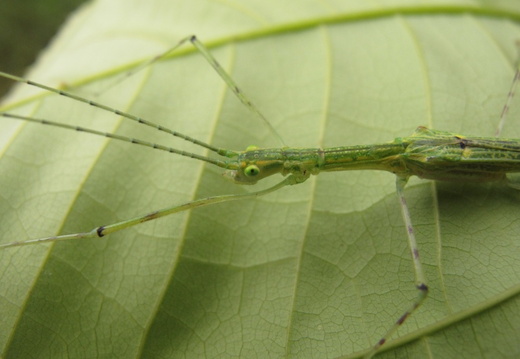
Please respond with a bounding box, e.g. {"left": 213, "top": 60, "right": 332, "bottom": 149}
{"left": 417, "top": 283, "right": 428, "bottom": 292}
{"left": 143, "top": 211, "right": 160, "bottom": 222}
{"left": 97, "top": 226, "right": 105, "bottom": 237}
{"left": 396, "top": 312, "right": 409, "bottom": 325}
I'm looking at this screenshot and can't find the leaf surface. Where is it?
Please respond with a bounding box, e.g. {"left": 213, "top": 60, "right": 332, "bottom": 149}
{"left": 1, "top": 1, "right": 520, "bottom": 358}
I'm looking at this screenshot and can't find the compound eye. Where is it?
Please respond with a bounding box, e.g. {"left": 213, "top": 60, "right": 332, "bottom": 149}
{"left": 244, "top": 165, "right": 260, "bottom": 177}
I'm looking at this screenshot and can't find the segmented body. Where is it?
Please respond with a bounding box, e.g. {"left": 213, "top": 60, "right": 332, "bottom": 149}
{"left": 230, "top": 127, "right": 520, "bottom": 185}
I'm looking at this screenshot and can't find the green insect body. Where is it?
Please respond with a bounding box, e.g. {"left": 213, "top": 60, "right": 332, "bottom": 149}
{"left": 229, "top": 126, "right": 520, "bottom": 186}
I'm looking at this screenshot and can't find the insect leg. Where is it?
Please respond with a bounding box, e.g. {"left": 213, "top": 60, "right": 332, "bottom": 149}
{"left": 365, "top": 177, "right": 429, "bottom": 358}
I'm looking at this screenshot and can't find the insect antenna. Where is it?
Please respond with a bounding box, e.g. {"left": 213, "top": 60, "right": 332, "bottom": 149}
{"left": 0, "top": 71, "right": 239, "bottom": 169}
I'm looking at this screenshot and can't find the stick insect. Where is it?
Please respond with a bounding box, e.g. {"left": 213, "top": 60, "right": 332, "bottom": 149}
{"left": 1, "top": 36, "right": 520, "bottom": 358}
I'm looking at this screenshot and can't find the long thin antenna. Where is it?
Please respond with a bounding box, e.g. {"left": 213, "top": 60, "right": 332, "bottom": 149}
{"left": 0, "top": 71, "right": 236, "bottom": 157}
{"left": 1, "top": 112, "right": 237, "bottom": 169}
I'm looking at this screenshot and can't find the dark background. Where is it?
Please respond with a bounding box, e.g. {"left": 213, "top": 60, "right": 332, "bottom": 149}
{"left": 0, "top": 0, "right": 88, "bottom": 96}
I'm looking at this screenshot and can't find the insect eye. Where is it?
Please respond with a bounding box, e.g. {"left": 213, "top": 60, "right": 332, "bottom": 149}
{"left": 244, "top": 165, "right": 260, "bottom": 177}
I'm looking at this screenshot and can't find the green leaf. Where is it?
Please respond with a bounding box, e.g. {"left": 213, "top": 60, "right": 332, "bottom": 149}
{"left": 2, "top": 1, "right": 520, "bottom": 358}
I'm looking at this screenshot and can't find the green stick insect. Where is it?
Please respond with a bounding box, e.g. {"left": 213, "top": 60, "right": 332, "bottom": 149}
{"left": 1, "top": 36, "right": 520, "bottom": 358}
